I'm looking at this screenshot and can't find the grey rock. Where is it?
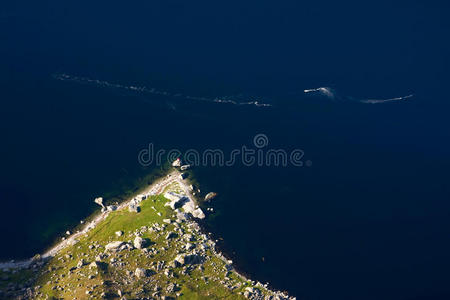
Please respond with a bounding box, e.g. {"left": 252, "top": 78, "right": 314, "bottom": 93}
{"left": 133, "top": 236, "right": 147, "bottom": 249}
{"left": 173, "top": 254, "right": 203, "bottom": 267}
{"left": 107, "top": 205, "right": 117, "bottom": 212}
{"left": 172, "top": 158, "right": 181, "bottom": 167}
{"left": 192, "top": 208, "right": 205, "bottom": 219}
{"left": 129, "top": 203, "right": 141, "bottom": 213}
{"left": 204, "top": 192, "right": 218, "bottom": 202}
{"left": 105, "top": 241, "right": 125, "bottom": 252}
{"left": 135, "top": 268, "right": 148, "bottom": 278}
{"left": 180, "top": 164, "right": 191, "bottom": 171}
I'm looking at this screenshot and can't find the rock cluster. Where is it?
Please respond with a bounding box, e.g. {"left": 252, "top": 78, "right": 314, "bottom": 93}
{"left": 164, "top": 192, "right": 205, "bottom": 219}
{"left": 105, "top": 241, "right": 133, "bottom": 252}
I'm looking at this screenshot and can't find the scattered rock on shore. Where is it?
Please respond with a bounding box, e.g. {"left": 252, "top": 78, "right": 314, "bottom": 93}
{"left": 129, "top": 203, "right": 141, "bottom": 213}
{"left": 204, "top": 192, "right": 218, "bottom": 202}
{"left": 192, "top": 208, "right": 205, "bottom": 219}
{"left": 105, "top": 241, "right": 125, "bottom": 252}
{"left": 107, "top": 205, "right": 117, "bottom": 212}
{"left": 180, "top": 164, "right": 191, "bottom": 171}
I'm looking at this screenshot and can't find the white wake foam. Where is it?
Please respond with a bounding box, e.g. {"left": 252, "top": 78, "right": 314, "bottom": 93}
{"left": 53, "top": 73, "right": 272, "bottom": 108}
{"left": 304, "top": 86, "right": 413, "bottom": 104}
{"left": 304, "top": 87, "right": 336, "bottom": 99}
{"left": 359, "top": 94, "right": 414, "bottom": 104}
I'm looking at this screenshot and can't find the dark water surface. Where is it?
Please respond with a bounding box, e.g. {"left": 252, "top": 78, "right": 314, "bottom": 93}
{"left": 1, "top": 1, "right": 450, "bottom": 299}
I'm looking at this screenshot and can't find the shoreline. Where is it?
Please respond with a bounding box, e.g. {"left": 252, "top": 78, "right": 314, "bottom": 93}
{"left": 0, "top": 170, "right": 176, "bottom": 270}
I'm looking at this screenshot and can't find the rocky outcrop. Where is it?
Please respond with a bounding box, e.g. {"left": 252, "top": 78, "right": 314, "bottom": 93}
{"left": 164, "top": 192, "right": 182, "bottom": 202}
{"left": 94, "top": 197, "right": 104, "bottom": 208}
{"left": 164, "top": 192, "right": 205, "bottom": 219}
{"left": 107, "top": 205, "right": 117, "bottom": 212}
{"left": 180, "top": 164, "right": 191, "bottom": 171}
{"left": 129, "top": 203, "right": 141, "bottom": 213}
{"left": 173, "top": 254, "right": 203, "bottom": 267}
{"left": 172, "top": 158, "right": 181, "bottom": 167}
{"left": 192, "top": 208, "right": 205, "bottom": 219}
{"left": 164, "top": 192, "right": 187, "bottom": 209}
{"left": 176, "top": 212, "right": 191, "bottom": 223}
{"left": 204, "top": 192, "right": 218, "bottom": 202}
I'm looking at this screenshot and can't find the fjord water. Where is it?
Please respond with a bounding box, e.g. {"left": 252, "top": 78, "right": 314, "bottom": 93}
{"left": 1, "top": 1, "right": 450, "bottom": 299}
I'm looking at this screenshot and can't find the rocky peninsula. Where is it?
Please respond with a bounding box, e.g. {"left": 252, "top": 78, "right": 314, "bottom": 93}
{"left": 0, "top": 166, "right": 294, "bottom": 300}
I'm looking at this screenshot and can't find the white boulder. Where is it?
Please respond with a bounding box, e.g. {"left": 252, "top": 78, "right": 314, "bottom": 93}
{"left": 172, "top": 158, "right": 181, "bottom": 167}
{"left": 135, "top": 267, "right": 147, "bottom": 278}
{"left": 133, "top": 237, "right": 146, "bottom": 249}
{"left": 94, "top": 197, "right": 104, "bottom": 208}
{"left": 105, "top": 241, "right": 124, "bottom": 251}
{"left": 192, "top": 208, "right": 205, "bottom": 219}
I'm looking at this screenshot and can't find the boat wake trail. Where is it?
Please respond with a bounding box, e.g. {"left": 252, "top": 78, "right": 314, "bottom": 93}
{"left": 53, "top": 73, "right": 412, "bottom": 107}
{"left": 52, "top": 73, "right": 272, "bottom": 108}
{"left": 304, "top": 86, "right": 414, "bottom": 104}
{"left": 359, "top": 94, "right": 414, "bottom": 104}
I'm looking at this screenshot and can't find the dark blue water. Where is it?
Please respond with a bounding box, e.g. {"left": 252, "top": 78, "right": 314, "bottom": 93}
{"left": 1, "top": 1, "right": 450, "bottom": 299}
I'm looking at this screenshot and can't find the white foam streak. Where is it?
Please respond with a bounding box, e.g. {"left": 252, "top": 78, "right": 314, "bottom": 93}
{"left": 53, "top": 73, "right": 272, "bottom": 108}
{"left": 360, "top": 94, "right": 414, "bottom": 104}
{"left": 304, "top": 87, "right": 336, "bottom": 99}
{"left": 304, "top": 85, "right": 413, "bottom": 104}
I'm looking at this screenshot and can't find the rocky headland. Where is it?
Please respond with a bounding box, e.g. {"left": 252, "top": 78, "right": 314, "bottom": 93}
{"left": 0, "top": 166, "right": 294, "bottom": 300}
